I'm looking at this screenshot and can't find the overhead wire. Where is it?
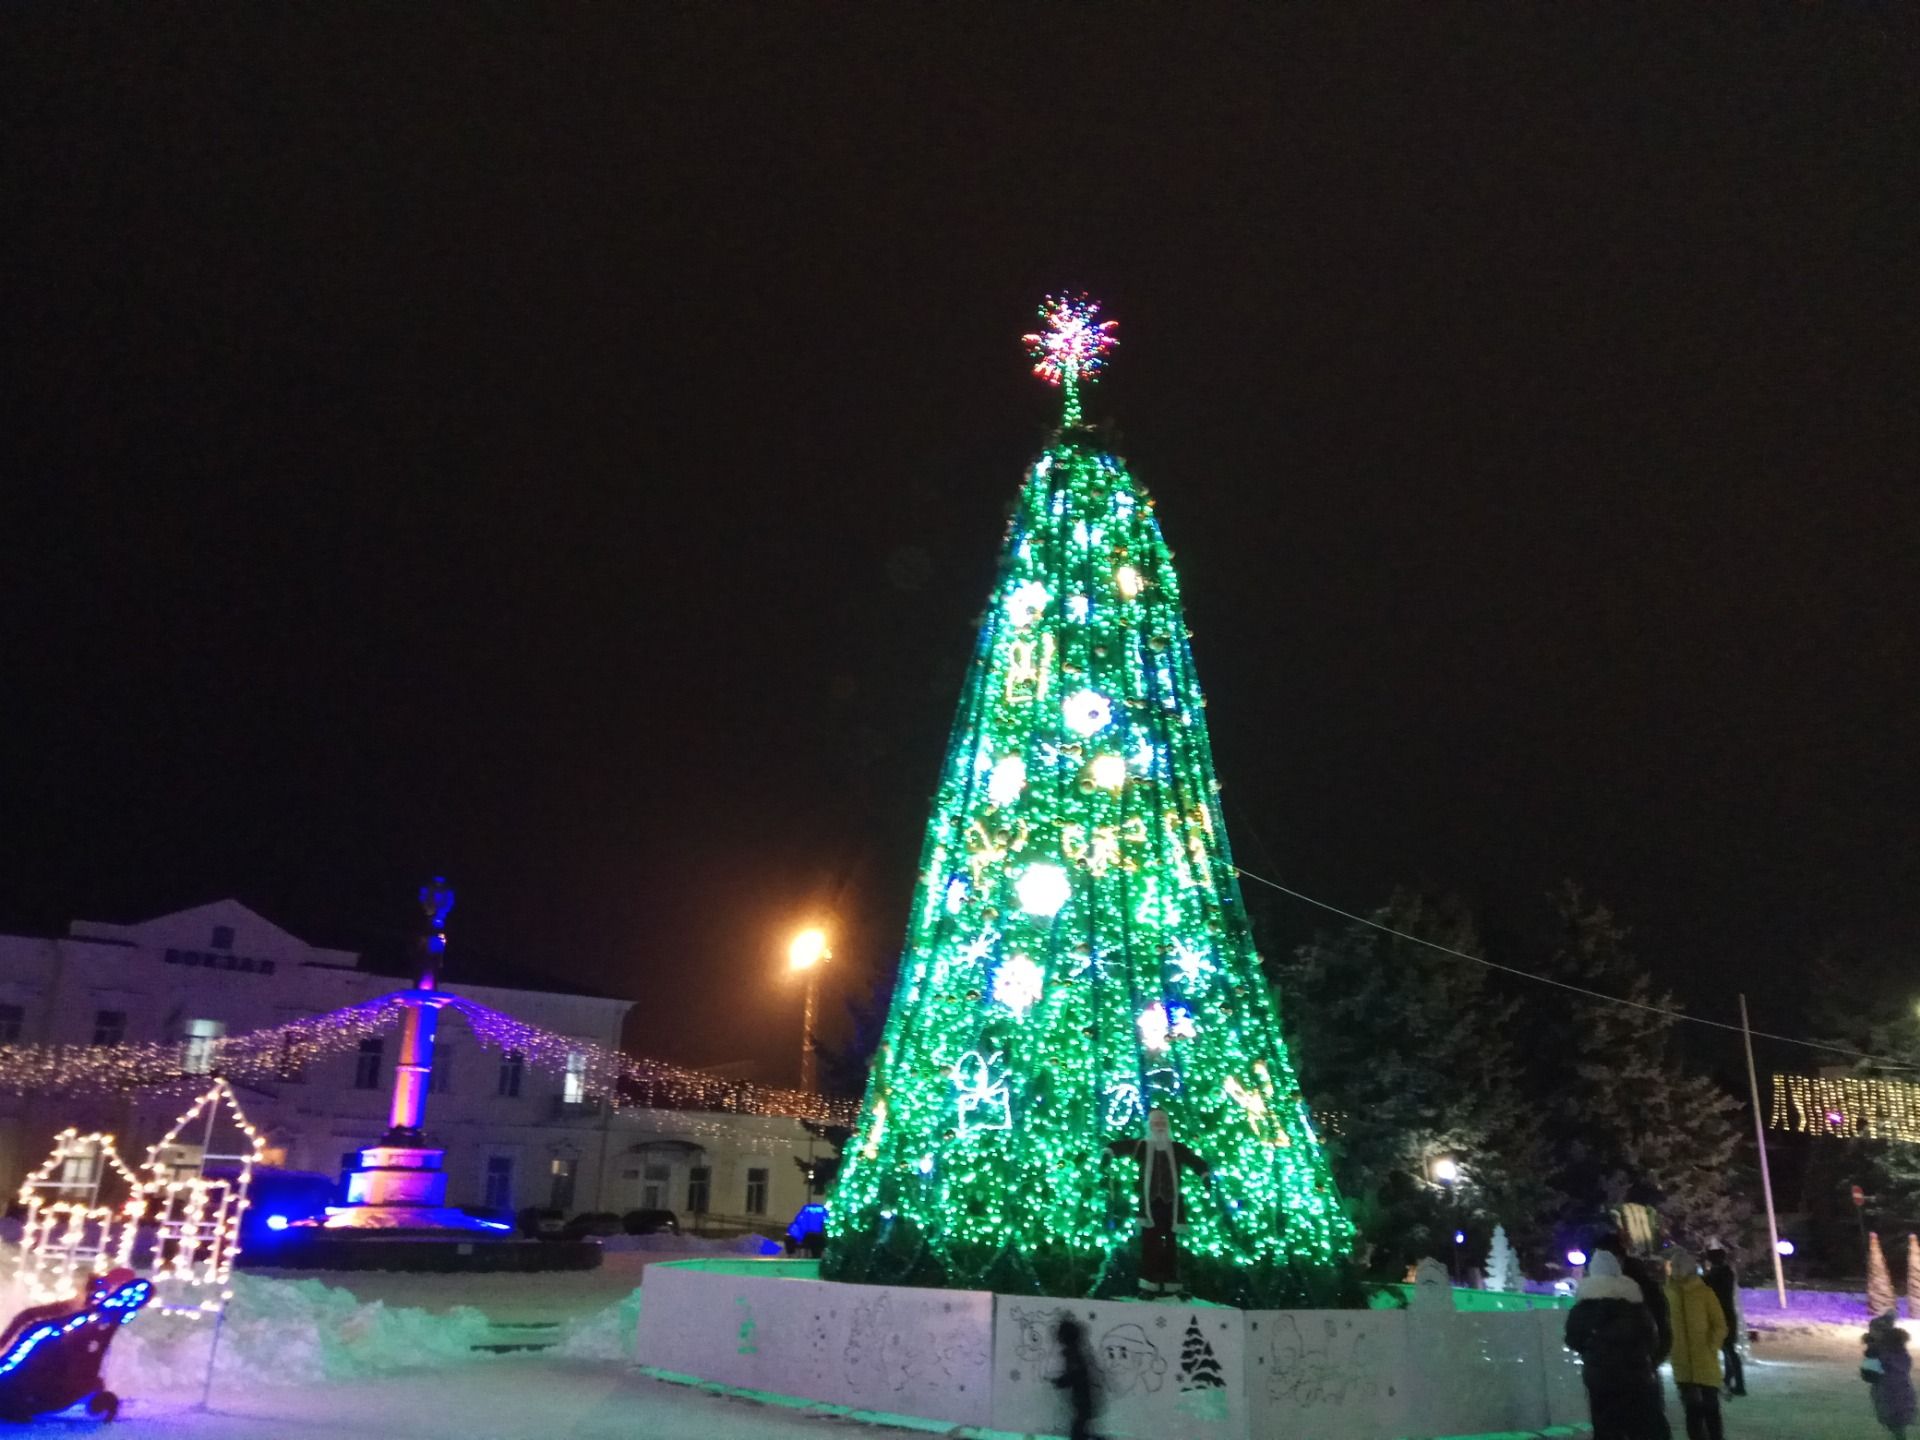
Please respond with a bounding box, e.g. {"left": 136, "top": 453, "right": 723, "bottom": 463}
{"left": 1231, "top": 863, "right": 1917, "bottom": 1073}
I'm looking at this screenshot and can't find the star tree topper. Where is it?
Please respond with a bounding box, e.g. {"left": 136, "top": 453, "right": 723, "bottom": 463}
{"left": 1024, "top": 293, "right": 1119, "bottom": 427}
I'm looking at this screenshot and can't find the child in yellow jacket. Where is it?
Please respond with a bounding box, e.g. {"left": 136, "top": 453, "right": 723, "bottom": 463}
{"left": 1666, "top": 1248, "right": 1729, "bottom": 1440}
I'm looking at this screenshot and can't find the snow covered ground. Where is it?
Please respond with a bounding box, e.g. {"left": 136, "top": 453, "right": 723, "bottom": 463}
{"left": 0, "top": 1247, "right": 1886, "bottom": 1438}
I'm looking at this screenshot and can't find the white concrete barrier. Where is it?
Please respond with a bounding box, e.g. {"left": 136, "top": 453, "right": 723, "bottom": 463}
{"left": 635, "top": 1259, "right": 1586, "bottom": 1439}
{"left": 635, "top": 1258, "right": 994, "bottom": 1428}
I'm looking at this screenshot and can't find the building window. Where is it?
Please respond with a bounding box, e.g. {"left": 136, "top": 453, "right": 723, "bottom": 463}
{"left": 687, "top": 1166, "right": 711, "bottom": 1215}
{"left": 745, "top": 1167, "right": 769, "bottom": 1216}
{"left": 58, "top": 1148, "right": 101, "bottom": 1191}
{"left": 549, "top": 1157, "right": 577, "bottom": 1212}
{"left": 497, "top": 1050, "right": 524, "bottom": 1099}
{"left": 92, "top": 1010, "right": 127, "bottom": 1046}
{"left": 431, "top": 1045, "right": 454, "bottom": 1094}
{"left": 210, "top": 925, "right": 235, "bottom": 950}
{"left": 483, "top": 1156, "right": 514, "bottom": 1211}
{"left": 641, "top": 1163, "right": 671, "bottom": 1210}
{"left": 0, "top": 1003, "right": 22, "bottom": 1043}
{"left": 562, "top": 1051, "right": 587, "bottom": 1105}
{"left": 353, "top": 1037, "right": 383, "bottom": 1090}
{"left": 181, "top": 1018, "right": 225, "bottom": 1073}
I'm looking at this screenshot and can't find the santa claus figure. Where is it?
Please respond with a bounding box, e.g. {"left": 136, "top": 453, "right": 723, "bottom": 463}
{"left": 1107, "top": 1108, "right": 1211, "bottom": 1296}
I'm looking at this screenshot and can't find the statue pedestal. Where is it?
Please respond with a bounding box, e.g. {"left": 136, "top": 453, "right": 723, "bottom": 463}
{"left": 317, "top": 1141, "right": 503, "bottom": 1234}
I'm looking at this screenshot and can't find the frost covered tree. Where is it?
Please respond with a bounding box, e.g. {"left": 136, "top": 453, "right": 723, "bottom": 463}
{"left": 1276, "top": 889, "right": 1553, "bottom": 1278}
{"left": 1485, "top": 1223, "right": 1522, "bottom": 1292}
{"left": 1869, "top": 1232, "right": 1897, "bottom": 1317}
{"left": 1535, "top": 884, "right": 1744, "bottom": 1250}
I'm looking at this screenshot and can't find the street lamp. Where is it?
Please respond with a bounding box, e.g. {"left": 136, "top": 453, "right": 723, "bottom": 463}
{"left": 789, "top": 927, "right": 831, "bottom": 1093}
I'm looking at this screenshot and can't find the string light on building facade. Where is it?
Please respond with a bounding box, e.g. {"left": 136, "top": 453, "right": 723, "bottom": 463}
{"left": 0, "top": 990, "right": 857, "bottom": 1126}
{"left": 1772, "top": 1072, "right": 1920, "bottom": 1145}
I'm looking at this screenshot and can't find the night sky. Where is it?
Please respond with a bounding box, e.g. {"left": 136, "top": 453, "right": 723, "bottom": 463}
{"left": 3, "top": 8, "right": 1915, "bottom": 1083}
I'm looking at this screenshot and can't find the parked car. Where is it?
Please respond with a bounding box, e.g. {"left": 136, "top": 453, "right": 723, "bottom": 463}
{"left": 622, "top": 1208, "right": 680, "bottom": 1236}
{"left": 516, "top": 1206, "right": 566, "bottom": 1239}
{"left": 562, "top": 1211, "right": 623, "bottom": 1241}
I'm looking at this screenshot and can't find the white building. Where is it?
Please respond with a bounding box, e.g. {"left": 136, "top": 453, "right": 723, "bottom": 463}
{"left": 0, "top": 900, "right": 824, "bottom": 1234}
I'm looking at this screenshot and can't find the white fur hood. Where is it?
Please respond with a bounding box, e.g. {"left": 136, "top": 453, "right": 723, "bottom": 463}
{"left": 1575, "top": 1273, "right": 1645, "bottom": 1304}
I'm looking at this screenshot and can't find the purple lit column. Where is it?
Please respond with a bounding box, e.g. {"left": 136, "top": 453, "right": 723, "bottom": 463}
{"left": 386, "top": 877, "right": 453, "bottom": 1140}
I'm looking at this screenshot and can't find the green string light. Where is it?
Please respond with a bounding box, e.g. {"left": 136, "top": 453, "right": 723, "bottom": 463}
{"left": 824, "top": 302, "right": 1354, "bottom": 1304}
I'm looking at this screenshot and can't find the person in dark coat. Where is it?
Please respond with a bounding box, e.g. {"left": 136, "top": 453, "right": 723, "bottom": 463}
{"left": 1864, "top": 1311, "right": 1917, "bottom": 1439}
{"left": 1595, "top": 1233, "right": 1673, "bottom": 1366}
{"left": 1703, "top": 1248, "right": 1745, "bottom": 1398}
{"left": 1566, "top": 1250, "right": 1668, "bottom": 1440}
{"left": 1053, "top": 1315, "right": 1098, "bottom": 1440}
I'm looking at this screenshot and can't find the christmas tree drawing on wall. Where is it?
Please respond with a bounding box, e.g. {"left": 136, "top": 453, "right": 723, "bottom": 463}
{"left": 823, "top": 297, "right": 1354, "bottom": 1306}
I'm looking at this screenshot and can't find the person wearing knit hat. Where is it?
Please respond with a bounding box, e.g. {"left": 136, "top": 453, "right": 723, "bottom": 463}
{"left": 1665, "top": 1247, "right": 1728, "bottom": 1440}
{"left": 1864, "top": 1309, "right": 1916, "bottom": 1439}
{"left": 1566, "top": 1250, "right": 1667, "bottom": 1439}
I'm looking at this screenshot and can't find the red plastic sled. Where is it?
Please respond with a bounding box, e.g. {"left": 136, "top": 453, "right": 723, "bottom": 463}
{"left": 0, "top": 1268, "right": 153, "bottom": 1423}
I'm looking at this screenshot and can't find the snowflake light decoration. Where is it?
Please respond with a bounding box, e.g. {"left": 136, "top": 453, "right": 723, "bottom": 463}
{"left": 1023, "top": 294, "right": 1118, "bottom": 425}
{"left": 991, "top": 955, "right": 1046, "bottom": 1018}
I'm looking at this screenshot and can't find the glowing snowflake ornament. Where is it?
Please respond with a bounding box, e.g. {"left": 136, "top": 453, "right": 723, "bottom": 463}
{"left": 992, "top": 955, "right": 1045, "bottom": 1017}
{"left": 1062, "top": 688, "right": 1113, "bottom": 738}
{"left": 1016, "top": 862, "right": 1072, "bottom": 917}
{"left": 1006, "top": 581, "right": 1050, "bottom": 627}
{"left": 987, "top": 756, "right": 1026, "bottom": 807}
{"left": 1138, "top": 1002, "right": 1171, "bottom": 1053}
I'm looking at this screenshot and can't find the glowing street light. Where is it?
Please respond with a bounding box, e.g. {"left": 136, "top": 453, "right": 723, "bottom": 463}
{"left": 789, "top": 927, "right": 831, "bottom": 1093}
{"left": 1430, "top": 1156, "right": 1460, "bottom": 1185}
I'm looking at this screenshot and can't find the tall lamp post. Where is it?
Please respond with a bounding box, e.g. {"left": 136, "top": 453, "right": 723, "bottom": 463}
{"left": 789, "top": 927, "right": 831, "bottom": 1093}
{"left": 1430, "top": 1155, "right": 1462, "bottom": 1280}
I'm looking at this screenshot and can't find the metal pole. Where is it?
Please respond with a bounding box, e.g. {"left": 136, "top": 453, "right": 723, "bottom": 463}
{"left": 1740, "top": 994, "right": 1788, "bottom": 1309}
{"left": 799, "top": 969, "right": 819, "bottom": 1094}
{"left": 197, "top": 1304, "right": 229, "bottom": 1411}
{"left": 195, "top": 1085, "right": 228, "bottom": 1411}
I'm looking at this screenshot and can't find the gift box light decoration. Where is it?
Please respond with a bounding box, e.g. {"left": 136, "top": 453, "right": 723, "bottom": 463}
{"left": 139, "top": 1077, "right": 266, "bottom": 1317}
{"left": 16, "top": 1130, "right": 146, "bottom": 1303}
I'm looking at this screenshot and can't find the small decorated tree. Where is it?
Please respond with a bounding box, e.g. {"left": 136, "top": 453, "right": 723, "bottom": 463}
{"left": 1869, "top": 1231, "right": 1897, "bottom": 1318}
{"left": 1907, "top": 1234, "right": 1920, "bottom": 1319}
{"left": 1484, "top": 1223, "right": 1522, "bottom": 1292}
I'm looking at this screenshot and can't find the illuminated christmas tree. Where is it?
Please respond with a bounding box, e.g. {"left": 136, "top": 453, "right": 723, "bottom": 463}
{"left": 823, "top": 297, "right": 1355, "bottom": 1306}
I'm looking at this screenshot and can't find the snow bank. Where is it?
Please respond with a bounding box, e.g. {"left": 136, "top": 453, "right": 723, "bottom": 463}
{"left": 554, "top": 1286, "right": 643, "bottom": 1361}
{"left": 1740, "top": 1285, "right": 1880, "bottom": 1333}
{"left": 103, "top": 1272, "right": 495, "bottom": 1394}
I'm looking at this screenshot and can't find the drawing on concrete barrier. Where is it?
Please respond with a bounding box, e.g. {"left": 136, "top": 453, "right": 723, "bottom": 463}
{"left": 734, "top": 1294, "right": 758, "bottom": 1356}
{"left": 1009, "top": 1303, "right": 1072, "bottom": 1383}
{"left": 1097, "top": 1322, "right": 1169, "bottom": 1397}
{"left": 1266, "top": 1313, "right": 1377, "bottom": 1407}
{"left": 1178, "top": 1315, "right": 1225, "bottom": 1391}
{"left": 1173, "top": 1313, "right": 1231, "bottom": 1422}
{"left": 844, "top": 1292, "right": 989, "bottom": 1394}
